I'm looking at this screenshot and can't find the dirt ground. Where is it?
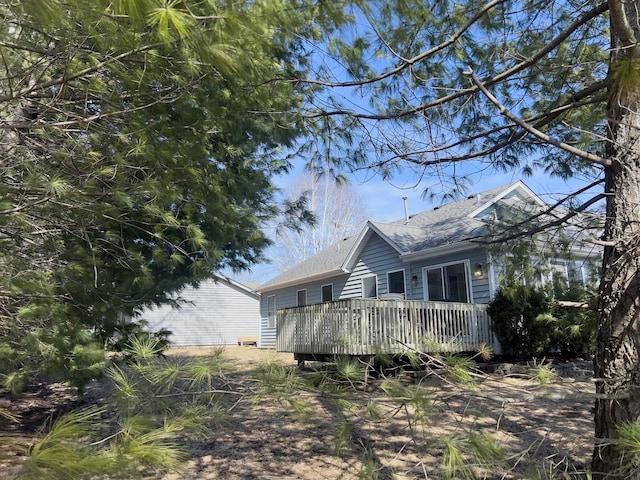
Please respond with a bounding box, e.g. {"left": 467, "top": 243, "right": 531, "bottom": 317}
{"left": 1, "top": 346, "right": 595, "bottom": 479}
{"left": 162, "top": 347, "right": 595, "bottom": 479}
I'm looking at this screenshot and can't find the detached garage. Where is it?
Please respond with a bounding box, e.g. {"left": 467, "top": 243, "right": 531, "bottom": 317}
{"left": 136, "top": 274, "right": 260, "bottom": 347}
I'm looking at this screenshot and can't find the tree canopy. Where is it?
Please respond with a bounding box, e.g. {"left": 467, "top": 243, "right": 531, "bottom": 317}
{"left": 300, "top": 1, "right": 609, "bottom": 197}
{"left": 0, "top": 0, "right": 342, "bottom": 384}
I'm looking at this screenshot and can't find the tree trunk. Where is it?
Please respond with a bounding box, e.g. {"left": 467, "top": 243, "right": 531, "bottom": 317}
{"left": 592, "top": 4, "right": 640, "bottom": 473}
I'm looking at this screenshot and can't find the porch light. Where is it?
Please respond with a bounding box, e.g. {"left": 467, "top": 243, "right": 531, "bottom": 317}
{"left": 411, "top": 274, "right": 418, "bottom": 286}
{"left": 473, "top": 263, "right": 483, "bottom": 278}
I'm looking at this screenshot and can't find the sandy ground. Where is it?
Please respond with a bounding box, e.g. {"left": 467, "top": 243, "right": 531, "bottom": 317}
{"left": 1, "top": 346, "right": 595, "bottom": 479}
{"left": 166, "top": 345, "right": 297, "bottom": 368}
{"left": 161, "top": 346, "right": 594, "bottom": 480}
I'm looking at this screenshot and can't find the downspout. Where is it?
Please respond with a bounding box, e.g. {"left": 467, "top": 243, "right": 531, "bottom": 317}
{"left": 403, "top": 196, "right": 412, "bottom": 299}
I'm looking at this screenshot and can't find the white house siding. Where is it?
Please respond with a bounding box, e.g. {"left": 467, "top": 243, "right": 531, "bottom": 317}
{"left": 137, "top": 278, "right": 260, "bottom": 347}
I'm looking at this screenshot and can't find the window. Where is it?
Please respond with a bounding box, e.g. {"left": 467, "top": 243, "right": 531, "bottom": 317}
{"left": 568, "top": 261, "right": 586, "bottom": 285}
{"left": 296, "top": 289, "right": 307, "bottom": 307}
{"left": 387, "top": 270, "right": 405, "bottom": 296}
{"left": 549, "top": 260, "right": 569, "bottom": 290}
{"left": 423, "top": 262, "right": 470, "bottom": 303}
{"left": 321, "top": 284, "right": 333, "bottom": 303}
{"left": 550, "top": 259, "right": 589, "bottom": 295}
{"left": 362, "top": 275, "right": 378, "bottom": 298}
{"left": 267, "top": 295, "right": 276, "bottom": 328}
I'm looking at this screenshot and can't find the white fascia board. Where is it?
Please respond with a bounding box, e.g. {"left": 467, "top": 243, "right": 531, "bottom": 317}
{"left": 256, "top": 268, "right": 349, "bottom": 294}
{"left": 341, "top": 223, "right": 372, "bottom": 270}
{"left": 212, "top": 272, "right": 260, "bottom": 298}
{"left": 566, "top": 242, "right": 603, "bottom": 257}
{"left": 468, "top": 181, "right": 545, "bottom": 219}
{"left": 399, "top": 241, "right": 478, "bottom": 262}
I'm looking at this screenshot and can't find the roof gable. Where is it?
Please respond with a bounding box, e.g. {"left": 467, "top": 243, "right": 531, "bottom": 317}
{"left": 468, "top": 181, "right": 544, "bottom": 219}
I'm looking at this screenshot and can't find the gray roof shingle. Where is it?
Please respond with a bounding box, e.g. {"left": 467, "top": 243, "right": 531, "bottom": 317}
{"left": 258, "top": 182, "right": 524, "bottom": 291}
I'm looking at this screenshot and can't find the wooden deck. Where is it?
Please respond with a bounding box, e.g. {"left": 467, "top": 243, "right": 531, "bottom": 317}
{"left": 276, "top": 298, "right": 495, "bottom": 356}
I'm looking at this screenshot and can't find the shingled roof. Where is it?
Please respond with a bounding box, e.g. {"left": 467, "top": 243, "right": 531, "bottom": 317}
{"left": 258, "top": 181, "right": 538, "bottom": 292}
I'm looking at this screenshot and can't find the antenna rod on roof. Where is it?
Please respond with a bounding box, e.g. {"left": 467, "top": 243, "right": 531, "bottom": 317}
{"left": 403, "top": 196, "right": 409, "bottom": 224}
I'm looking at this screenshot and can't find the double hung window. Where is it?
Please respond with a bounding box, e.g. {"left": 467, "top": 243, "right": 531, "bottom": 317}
{"left": 296, "top": 289, "right": 307, "bottom": 307}
{"left": 321, "top": 284, "right": 333, "bottom": 302}
{"left": 362, "top": 275, "right": 378, "bottom": 298}
{"left": 387, "top": 270, "right": 405, "bottom": 297}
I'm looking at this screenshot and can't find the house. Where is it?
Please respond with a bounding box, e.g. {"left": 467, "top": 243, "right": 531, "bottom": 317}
{"left": 136, "top": 273, "right": 260, "bottom": 347}
{"left": 256, "top": 181, "right": 600, "bottom": 358}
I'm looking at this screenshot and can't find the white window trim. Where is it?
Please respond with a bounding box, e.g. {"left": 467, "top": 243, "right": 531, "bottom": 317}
{"left": 361, "top": 274, "right": 378, "bottom": 299}
{"left": 422, "top": 260, "right": 473, "bottom": 303}
{"left": 387, "top": 269, "right": 406, "bottom": 295}
{"left": 266, "top": 295, "right": 276, "bottom": 329}
{"left": 321, "top": 283, "right": 333, "bottom": 303}
{"left": 296, "top": 289, "right": 307, "bottom": 307}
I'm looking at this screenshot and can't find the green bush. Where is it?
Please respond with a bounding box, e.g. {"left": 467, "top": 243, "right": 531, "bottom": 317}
{"left": 551, "top": 306, "right": 596, "bottom": 359}
{"left": 488, "top": 282, "right": 597, "bottom": 360}
{"left": 550, "top": 281, "right": 597, "bottom": 359}
{"left": 487, "top": 284, "right": 554, "bottom": 359}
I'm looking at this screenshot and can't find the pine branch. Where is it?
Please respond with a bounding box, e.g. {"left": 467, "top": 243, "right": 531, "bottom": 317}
{"left": 465, "top": 68, "right": 611, "bottom": 167}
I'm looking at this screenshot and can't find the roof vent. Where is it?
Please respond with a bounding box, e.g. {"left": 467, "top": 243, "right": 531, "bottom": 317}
{"left": 402, "top": 197, "right": 410, "bottom": 224}
{"left": 476, "top": 194, "right": 482, "bottom": 204}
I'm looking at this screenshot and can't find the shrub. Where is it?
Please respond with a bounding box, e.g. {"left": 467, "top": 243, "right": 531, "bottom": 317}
{"left": 550, "top": 281, "right": 597, "bottom": 359}
{"left": 487, "top": 284, "right": 554, "bottom": 359}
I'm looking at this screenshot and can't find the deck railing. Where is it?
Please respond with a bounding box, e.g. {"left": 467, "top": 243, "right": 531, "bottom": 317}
{"left": 276, "top": 298, "right": 494, "bottom": 355}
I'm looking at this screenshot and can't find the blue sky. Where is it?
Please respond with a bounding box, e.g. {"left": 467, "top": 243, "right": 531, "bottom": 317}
{"left": 348, "top": 169, "right": 581, "bottom": 223}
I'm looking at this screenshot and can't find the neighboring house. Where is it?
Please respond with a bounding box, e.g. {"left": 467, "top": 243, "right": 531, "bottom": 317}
{"left": 136, "top": 274, "right": 260, "bottom": 347}
{"left": 256, "top": 181, "right": 600, "bottom": 357}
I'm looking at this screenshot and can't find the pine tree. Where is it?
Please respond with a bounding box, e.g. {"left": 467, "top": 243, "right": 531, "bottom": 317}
{"left": 296, "top": 1, "right": 640, "bottom": 477}
{"left": 0, "top": 0, "right": 342, "bottom": 388}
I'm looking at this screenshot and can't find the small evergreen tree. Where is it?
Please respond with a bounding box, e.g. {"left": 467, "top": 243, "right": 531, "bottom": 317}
{"left": 550, "top": 280, "right": 597, "bottom": 359}
{"left": 487, "top": 284, "right": 554, "bottom": 359}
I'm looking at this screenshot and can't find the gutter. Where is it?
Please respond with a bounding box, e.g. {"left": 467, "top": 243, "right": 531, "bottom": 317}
{"left": 256, "top": 268, "right": 350, "bottom": 294}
